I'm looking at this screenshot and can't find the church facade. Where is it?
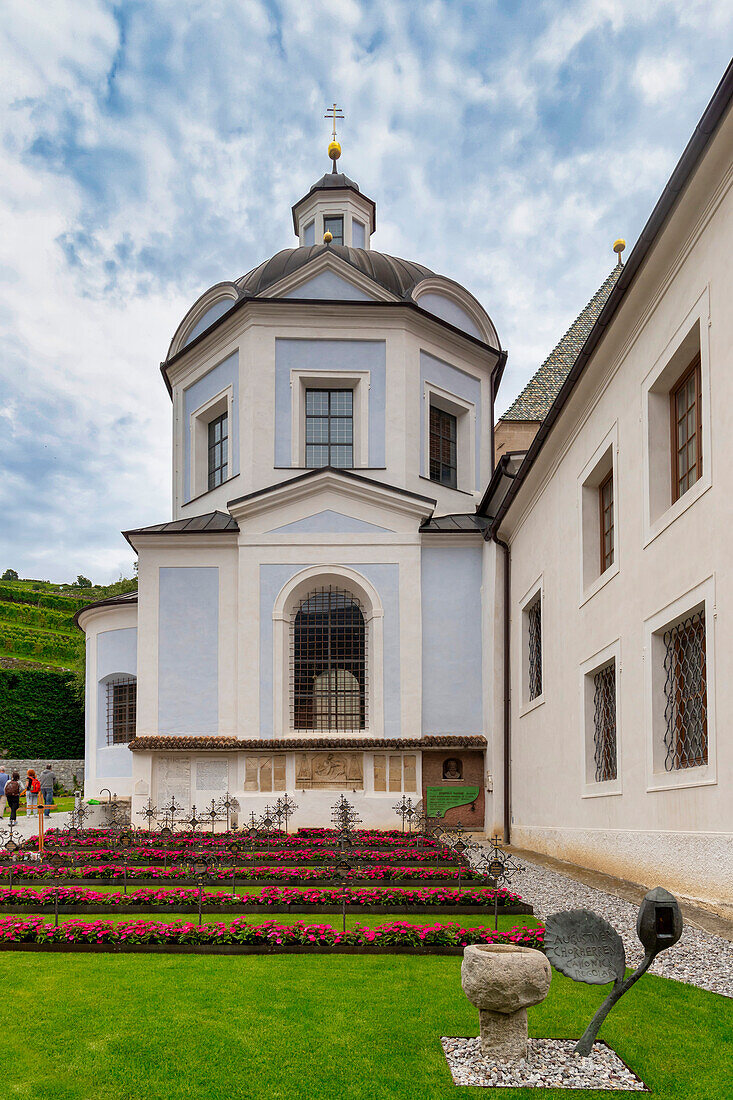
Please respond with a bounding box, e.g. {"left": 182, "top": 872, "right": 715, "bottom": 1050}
{"left": 78, "top": 66, "right": 733, "bottom": 912}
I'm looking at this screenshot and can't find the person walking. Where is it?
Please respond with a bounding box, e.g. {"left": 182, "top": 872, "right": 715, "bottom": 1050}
{"left": 0, "top": 765, "right": 9, "bottom": 819}
{"left": 25, "top": 769, "right": 41, "bottom": 817}
{"left": 40, "top": 765, "right": 55, "bottom": 818}
{"left": 5, "top": 773, "right": 21, "bottom": 823}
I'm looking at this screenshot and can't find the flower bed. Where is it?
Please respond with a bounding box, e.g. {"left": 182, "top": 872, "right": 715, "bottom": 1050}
{"left": 0, "top": 863, "right": 477, "bottom": 884}
{"left": 34, "top": 828, "right": 442, "bottom": 851}
{"left": 2, "top": 846, "right": 458, "bottom": 865}
{"left": 0, "top": 914, "right": 544, "bottom": 953}
{"left": 0, "top": 884, "right": 529, "bottom": 913}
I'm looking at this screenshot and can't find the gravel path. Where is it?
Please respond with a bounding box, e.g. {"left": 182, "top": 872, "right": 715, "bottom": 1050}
{"left": 511, "top": 856, "right": 733, "bottom": 999}
{"left": 441, "top": 1037, "right": 646, "bottom": 1090}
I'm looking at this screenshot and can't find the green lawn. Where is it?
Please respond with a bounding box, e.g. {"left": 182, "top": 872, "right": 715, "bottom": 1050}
{"left": 1, "top": 795, "right": 76, "bottom": 817}
{"left": 2, "top": 951, "right": 729, "bottom": 1099}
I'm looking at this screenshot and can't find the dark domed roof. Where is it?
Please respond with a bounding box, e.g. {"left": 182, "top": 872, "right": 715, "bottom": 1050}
{"left": 237, "top": 245, "right": 435, "bottom": 301}
{"left": 309, "top": 171, "right": 360, "bottom": 193}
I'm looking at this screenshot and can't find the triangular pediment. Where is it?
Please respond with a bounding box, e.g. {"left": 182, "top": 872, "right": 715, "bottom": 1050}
{"left": 228, "top": 468, "right": 435, "bottom": 538}
{"left": 284, "top": 270, "right": 375, "bottom": 302}
{"left": 259, "top": 251, "right": 397, "bottom": 303}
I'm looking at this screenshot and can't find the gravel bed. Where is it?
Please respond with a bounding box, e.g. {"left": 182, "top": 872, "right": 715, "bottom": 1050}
{"left": 504, "top": 855, "right": 733, "bottom": 998}
{"left": 441, "top": 1037, "right": 646, "bottom": 1090}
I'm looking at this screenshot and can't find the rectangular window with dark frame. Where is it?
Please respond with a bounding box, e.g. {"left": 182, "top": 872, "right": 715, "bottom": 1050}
{"left": 527, "top": 596, "right": 542, "bottom": 701}
{"left": 429, "top": 406, "right": 457, "bottom": 488}
{"left": 106, "top": 677, "right": 137, "bottom": 745}
{"left": 593, "top": 662, "right": 617, "bottom": 782}
{"left": 305, "top": 389, "right": 353, "bottom": 468}
{"left": 323, "top": 215, "right": 344, "bottom": 246}
{"left": 599, "top": 470, "right": 614, "bottom": 573}
{"left": 208, "top": 412, "right": 228, "bottom": 490}
{"left": 663, "top": 609, "right": 707, "bottom": 770}
{"left": 671, "top": 356, "right": 702, "bottom": 502}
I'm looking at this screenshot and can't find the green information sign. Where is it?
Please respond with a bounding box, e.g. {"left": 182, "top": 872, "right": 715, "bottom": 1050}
{"left": 426, "top": 786, "right": 480, "bottom": 818}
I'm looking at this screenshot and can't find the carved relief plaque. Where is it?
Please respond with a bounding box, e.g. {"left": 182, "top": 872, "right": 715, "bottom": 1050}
{"left": 295, "top": 752, "right": 364, "bottom": 789}
{"left": 156, "top": 756, "right": 191, "bottom": 808}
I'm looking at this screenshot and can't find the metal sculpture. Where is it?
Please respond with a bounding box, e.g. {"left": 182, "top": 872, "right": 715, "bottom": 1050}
{"left": 203, "top": 799, "right": 226, "bottom": 835}
{"left": 467, "top": 834, "right": 524, "bottom": 930}
{"left": 544, "top": 888, "right": 683, "bottom": 1055}
{"left": 215, "top": 793, "right": 240, "bottom": 833}
{"left": 273, "top": 795, "right": 297, "bottom": 834}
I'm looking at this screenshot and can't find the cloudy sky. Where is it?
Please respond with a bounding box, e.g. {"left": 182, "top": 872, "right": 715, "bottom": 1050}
{"left": 1, "top": 1, "right": 731, "bottom": 583}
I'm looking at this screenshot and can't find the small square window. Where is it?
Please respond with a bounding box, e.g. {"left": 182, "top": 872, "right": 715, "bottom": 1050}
{"left": 323, "top": 216, "right": 344, "bottom": 245}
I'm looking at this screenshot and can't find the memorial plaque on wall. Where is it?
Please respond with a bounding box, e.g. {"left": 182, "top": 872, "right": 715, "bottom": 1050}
{"left": 426, "top": 785, "right": 479, "bottom": 818}
{"left": 156, "top": 756, "right": 191, "bottom": 807}
{"left": 544, "top": 910, "right": 626, "bottom": 985}
{"left": 195, "top": 760, "right": 228, "bottom": 792}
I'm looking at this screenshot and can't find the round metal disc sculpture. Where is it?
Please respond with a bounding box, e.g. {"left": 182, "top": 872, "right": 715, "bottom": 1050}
{"left": 544, "top": 887, "right": 683, "bottom": 1056}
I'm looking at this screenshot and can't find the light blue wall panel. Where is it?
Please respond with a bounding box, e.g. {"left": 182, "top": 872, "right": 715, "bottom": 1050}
{"left": 267, "top": 510, "right": 392, "bottom": 535}
{"left": 259, "top": 563, "right": 400, "bottom": 738}
{"left": 417, "top": 293, "right": 483, "bottom": 340}
{"left": 352, "top": 221, "right": 366, "bottom": 248}
{"left": 183, "top": 352, "right": 239, "bottom": 502}
{"left": 420, "top": 351, "right": 482, "bottom": 485}
{"left": 95, "top": 627, "right": 137, "bottom": 778}
{"left": 421, "top": 546, "right": 483, "bottom": 733}
{"left": 275, "top": 339, "right": 386, "bottom": 467}
{"left": 284, "top": 270, "right": 373, "bottom": 301}
{"left": 158, "top": 567, "right": 219, "bottom": 734}
{"left": 303, "top": 221, "right": 315, "bottom": 246}
{"left": 184, "top": 299, "right": 235, "bottom": 347}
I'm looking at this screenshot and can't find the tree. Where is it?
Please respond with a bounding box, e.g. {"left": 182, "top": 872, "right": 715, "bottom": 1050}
{"left": 1, "top": 569, "right": 18, "bottom": 581}
{"left": 75, "top": 575, "right": 92, "bottom": 588}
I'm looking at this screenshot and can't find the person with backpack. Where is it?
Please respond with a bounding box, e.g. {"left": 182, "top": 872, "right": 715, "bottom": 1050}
{"left": 25, "top": 769, "right": 41, "bottom": 817}
{"left": 0, "top": 765, "right": 9, "bottom": 819}
{"left": 40, "top": 765, "right": 55, "bottom": 818}
{"left": 5, "top": 773, "right": 21, "bottom": 823}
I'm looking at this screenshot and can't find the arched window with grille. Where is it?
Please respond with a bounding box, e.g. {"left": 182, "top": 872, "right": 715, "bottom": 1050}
{"left": 291, "top": 587, "right": 367, "bottom": 731}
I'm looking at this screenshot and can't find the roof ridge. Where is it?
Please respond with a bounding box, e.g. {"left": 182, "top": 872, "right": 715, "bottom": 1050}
{"left": 501, "top": 264, "right": 622, "bottom": 422}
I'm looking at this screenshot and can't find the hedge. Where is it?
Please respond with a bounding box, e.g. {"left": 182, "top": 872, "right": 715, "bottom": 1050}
{"left": 0, "top": 668, "right": 84, "bottom": 757}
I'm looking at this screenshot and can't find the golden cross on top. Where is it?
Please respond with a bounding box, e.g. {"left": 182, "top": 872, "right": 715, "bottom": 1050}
{"left": 325, "top": 102, "right": 344, "bottom": 141}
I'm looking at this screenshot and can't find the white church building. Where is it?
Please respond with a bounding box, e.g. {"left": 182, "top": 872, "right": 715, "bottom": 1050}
{"left": 78, "top": 64, "right": 733, "bottom": 914}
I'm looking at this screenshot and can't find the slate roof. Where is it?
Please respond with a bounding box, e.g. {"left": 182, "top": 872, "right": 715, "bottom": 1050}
{"left": 501, "top": 265, "right": 622, "bottom": 421}
{"left": 130, "top": 735, "right": 487, "bottom": 752}
{"left": 123, "top": 511, "right": 239, "bottom": 538}
{"left": 420, "top": 514, "right": 490, "bottom": 533}
{"left": 73, "top": 590, "right": 138, "bottom": 629}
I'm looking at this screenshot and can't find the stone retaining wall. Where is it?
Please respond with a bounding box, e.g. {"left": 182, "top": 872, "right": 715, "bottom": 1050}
{"left": 0, "top": 759, "right": 84, "bottom": 791}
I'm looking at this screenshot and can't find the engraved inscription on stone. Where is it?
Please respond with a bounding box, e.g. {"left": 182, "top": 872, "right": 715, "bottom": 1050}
{"left": 156, "top": 756, "right": 191, "bottom": 808}
{"left": 196, "top": 760, "right": 228, "bottom": 792}
{"left": 544, "top": 910, "right": 626, "bottom": 986}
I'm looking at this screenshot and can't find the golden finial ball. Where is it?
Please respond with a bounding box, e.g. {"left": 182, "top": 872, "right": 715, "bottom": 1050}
{"left": 328, "top": 140, "right": 341, "bottom": 162}
{"left": 323, "top": 231, "right": 333, "bottom": 244}
{"left": 613, "top": 238, "right": 626, "bottom": 255}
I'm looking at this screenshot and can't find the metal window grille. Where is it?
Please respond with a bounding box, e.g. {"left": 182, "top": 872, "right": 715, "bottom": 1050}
{"left": 106, "top": 677, "right": 137, "bottom": 745}
{"left": 593, "top": 663, "right": 617, "bottom": 782}
{"left": 291, "top": 586, "right": 366, "bottom": 731}
{"left": 527, "top": 597, "right": 542, "bottom": 701}
{"left": 672, "top": 358, "right": 702, "bottom": 501}
{"left": 429, "top": 406, "right": 457, "bottom": 488}
{"left": 599, "top": 471, "right": 614, "bottom": 573}
{"left": 208, "top": 412, "right": 228, "bottom": 490}
{"left": 323, "top": 215, "right": 344, "bottom": 245}
{"left": 305, "top": 389, "right": 353, "bottom": 468}
{"left": 663, "top": 610, "right": 707, "bottom": 770}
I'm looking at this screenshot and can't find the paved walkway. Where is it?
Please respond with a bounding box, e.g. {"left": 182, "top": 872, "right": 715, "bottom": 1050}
{"left": 508, "top": 851, "right": 733, "bottom": 999}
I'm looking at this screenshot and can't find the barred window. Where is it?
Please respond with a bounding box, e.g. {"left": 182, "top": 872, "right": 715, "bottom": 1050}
{"left": 429, "top": 406, "right": 457, "bottom": 488}
{"left": 291, "top": 587, "right": 366, "bottom": 731}
{"left": 593, "top": 663, "right": 617, "bottom": 782}
{"left": 106, "top": 677, "right": 136, "bottom": 745}
{"left": 305, "top": 389, "right": 353, "bottom": 468}
{"left": 208, "top": 412, "right": 228, "bottom": 490}
{"left": 671, "top": 357, "right": 702, "bottom": 503}
{"left": 663, "top": 610, "right": 707, "bottom": 770}
{"left": 527, "top": 597, "right": 542, "bottom": 701}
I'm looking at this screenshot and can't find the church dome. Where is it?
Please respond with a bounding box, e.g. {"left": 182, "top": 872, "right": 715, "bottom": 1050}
{"left": 236, "top": 244, "right": 435, "bottom": 300}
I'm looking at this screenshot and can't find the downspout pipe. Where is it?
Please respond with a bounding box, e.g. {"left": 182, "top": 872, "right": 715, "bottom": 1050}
{"left": 492, "top": 533, "right": 511, "bottom": 844}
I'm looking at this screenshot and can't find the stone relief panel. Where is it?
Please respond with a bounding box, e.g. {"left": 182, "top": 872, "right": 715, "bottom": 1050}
{"left": 244, "top": 755, "right": 286, "bottom": 792}
{"left": 295, "top": 752, "right": 364, "bottom": 789}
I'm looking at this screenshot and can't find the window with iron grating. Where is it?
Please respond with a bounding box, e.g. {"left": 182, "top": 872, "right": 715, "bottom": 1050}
{"left": 593, "top": 663, "right": 617, "bottom": 781}
{"left": 291, "top": 587, "right": 367, "bottom": 731}
{"left": 527, "top": 597, "right": 542, "bottom": 701}
{"left": 663, "top": 610, "right": 707, "bottom": 770}
{"left": 106, "top": 677, "right": 137, "bottom": 745}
